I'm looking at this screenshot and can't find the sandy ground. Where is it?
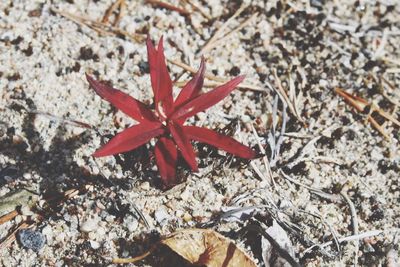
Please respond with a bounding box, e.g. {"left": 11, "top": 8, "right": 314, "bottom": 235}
{"left": 0, "top": 0, "right": 399, "bottom": 266}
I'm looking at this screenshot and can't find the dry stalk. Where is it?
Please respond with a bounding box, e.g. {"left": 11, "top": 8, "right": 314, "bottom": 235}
{"left": 183, "top": 0, "right": 211, "bottom": 20}
{"left": 303, "top": 229, "right": 400, "bottom": 254}
{"left": 335, "top": 87, "right": 400, "bottom": 140}
{"left": 299, "top": 209, "right": 341, "bottom": 254}
{"left": 340, "top": 190, "right": 359, "bottom": 267}
{"left": 29, "top": 110, "right": 93, "bottom": 129}
{"left": 102, "top": 0, "right": 126, "bottom": 26}
{"left": 268, "top": 95, "right": 287, "bottom": 167}
{"left": 201, "top": 12, "right": 258, "bottom": 54}
{"left": 113, "top": 248, "right": 155, "bottom": 264}
{"left": 0, "top": 222, "right": 31, "bottom": 250}
{"left": 51, "top": 7, "right": 144, "bottom": 43}
{"left": 279, "top": 170, "right": 342, "bottom": 203}
{"left": 250, "top": 124, "right": 275, "bottom": 188}
{"left": 269, "top": 70, "right": 305, "bottom": 124}
{"left": 379, "top": 76, "right": 400, "bottom": 106}
{"left": 0, "top": 210, "right": 19, "bottom": 225}
{"left": 199, "top": 4, "right": 248, "bottom": 55}
{"left": 146, "top": 0, "right": 191, "bottom": 16}
{"left": 169, "top": 59, "right": 264, "bottom": 92}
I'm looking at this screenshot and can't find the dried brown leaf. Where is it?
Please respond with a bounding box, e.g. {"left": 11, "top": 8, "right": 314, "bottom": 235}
{"left": 161, "top": 229, "right": 257, "bottom": 267}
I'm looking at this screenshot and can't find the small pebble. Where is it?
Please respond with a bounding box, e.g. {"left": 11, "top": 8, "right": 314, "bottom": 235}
{"left": 23, "top": 172, "right": 32, "bottom": 179}
{"left": 18, "top": 229, "right": 45, "bottom": 252}
{"left": 80, "top": 219, "right": 98, "bottom": 233}
{"left": 154, "top": 208, "right": 169, "bottom": 225}
{"left": 20, "top": 206, "right": 34, "bottom": 216}
{"left": 319, "top": 79, "right": 328, "bottom": 87}
{"left": 140, "top": 181, "right": 150, "bottom": 190}
{"left": 180, "top": 190, "right": 190, "bottom": 201}
{"left": 123, "top": 216, "right": 139, "bottom": 232}
{"left": 183, "top": 212, "right": 192, "bottom": 222}
{"left": 96, "top": 226, "right": 106, "bottom": 236}
{"left": 90, "top": 240, "right": 100, "bottom": 250}
{"left": 12, "top": 135, "right": 23, "bottom": 144}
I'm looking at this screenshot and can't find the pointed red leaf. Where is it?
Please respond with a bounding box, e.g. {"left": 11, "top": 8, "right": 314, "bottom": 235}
{"left": 168, "top": 122, "right": 198, "bottom": 172}
{"left": 93, "top": 122, "right": 164, "bottom": 157}
{"left": 146, "top": 36, "right": 158, "bottom": 97}
{"left": 183, "top": 126, "right": 256, "bottom": 159}
{"left": 86, "top": 74, "right": 157, "bottom": 122}
{"left": 174, "top": 57, "right": 206, "bottom": 108}
{"left": 155, "top": 137, "right": 178, "bottom": 186}
{"left": 171, "top": 75, "right": 245, "bottom": 121}
{"left": 146, "top": 36, "right": 173, "bottom": 119}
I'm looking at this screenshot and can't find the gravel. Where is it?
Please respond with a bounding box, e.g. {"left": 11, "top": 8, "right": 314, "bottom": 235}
{"left": 0, "top": 0, "right": 399, "bottom": 266}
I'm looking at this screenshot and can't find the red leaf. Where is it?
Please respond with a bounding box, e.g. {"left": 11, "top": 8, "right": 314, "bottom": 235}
{"left": 171, "top": 75, "right": 245, "bottom": 121}
{"left": 155, "top": 137, "right": 178, "bottom": 186}
{"left": 147, "top": 36, "right": 173, "bottom": 119}
{"left": 183, "top": 126, "right": 256, "bottom": 159}
{"left": 86, "top": 74, "right": 157, "bottom": 122}
{"left": 93, "top": 122, "right": 164, "bottom": 157}
{"left": 168, "top": 122, "right": 198, "bottom": 171}
{"left": 174, "top": 57, "right": 206, "bottom": 108}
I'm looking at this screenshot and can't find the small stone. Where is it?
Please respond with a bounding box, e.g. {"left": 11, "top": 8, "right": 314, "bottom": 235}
{"left": 319, "top": 79, "right": 328, "bottom": 87}
{"left": 23, "top": 173, "right": 32, "bottom": 179}
{"left": 12, "top": 135, "right": 23, "bottom": 145}
{"left": 80, "top": 219, "right": 98, "bottom": 233}
{"left": 88, "top": 231, "right": 96, "bottom": 240}
{"left": 154, "top": 208, "right": 169, "bottom": 225}
{"left": 140, "top": 181, "right": 150, "bottom": 190}
{"left": 18, "top": 229, "right": 45, "bottom": 252}
{"left": 180, "top": 190, "right": 190, "bottom": 201}
{"left": 96, "top": 227, "right": 106, "bottom": 236}
{"left": 105, "top": 215, "right": 115, "bottom": 223}
{"left": 183, "top": 212, "right": 192, "bottom": 222}
{"left": 20, "top": 206, "right": 34, "bottom": 216}
{"left": 123, "top": 216, "right": 139, "bottom": 232}
{"left": 175, "top": 210, "right": 184, "bottom": 217}
{"left": 90, "top": 240, "right": 100, "bottom": 250}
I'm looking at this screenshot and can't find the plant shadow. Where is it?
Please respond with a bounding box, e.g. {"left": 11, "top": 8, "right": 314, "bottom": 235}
{"left": 0, "top": 104, "right": 113, "bottom": 206}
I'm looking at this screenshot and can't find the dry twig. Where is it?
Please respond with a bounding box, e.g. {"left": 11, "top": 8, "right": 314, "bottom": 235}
{"left": 146, "top": 0, "right": 191, "bottom": 16}
{"left": 51, "top": 7, "right": 144, "bottom": 42}
{"left": 280, "top": 170, "right": 342, "bottom": 203}
{"left": 201, "top": 12, "right": 258, "bottom": 54}
{"left": 335, "top": 87, "right": 400, "bottom": 139}
{"left": 169, "top": 58, "right": 264, "bottom": 92}
{"left": 341, "top": 190, "right": 359, "bottom": 267}
{"left": 0, "top": 210, "right": 19, "bottom": 225}
{"left": 304, "top": 229, "right": 400, "bottom": 254}
{"left": 199, "top": 4, "right": 247, "bottom": 54}
{"left": 183, "top": 0, "right": 211, "bottom": 20}
{"left": 269, "top": 70, "right": 305, "bottom": 124}
{"left": 0, "top": 222, "right": 31, "bottom": 250}
{"left": 250, "top": 124, "right": 275, "bottom": 188}
{"left": 102, "top": 0, "right": 126, "bottom": 26}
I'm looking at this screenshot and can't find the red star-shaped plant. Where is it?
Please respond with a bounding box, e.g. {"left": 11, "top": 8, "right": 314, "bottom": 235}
{"left": 86, "top": 36, "right": 256, "bottom": 186}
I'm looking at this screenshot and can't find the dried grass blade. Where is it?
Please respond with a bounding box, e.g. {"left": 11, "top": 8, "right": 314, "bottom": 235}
{"left": 102, "top": 0, "right": 125, "bottom": 25}
{"left": 146, "top": 0, "right": 191, "bottom": 16}
{"left": 199, "top": 4, "right": 247, "bottom": 55}
{"left": 169, "top": 59, "right": 264, "bottom": 92}
{"left": 271, "top": 70, "right": 305, "bottom": 124}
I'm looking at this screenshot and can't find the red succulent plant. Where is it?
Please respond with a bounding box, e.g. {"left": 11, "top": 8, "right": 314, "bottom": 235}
{"left": 86, "top": 36, "right": 257, "bottom": 186}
